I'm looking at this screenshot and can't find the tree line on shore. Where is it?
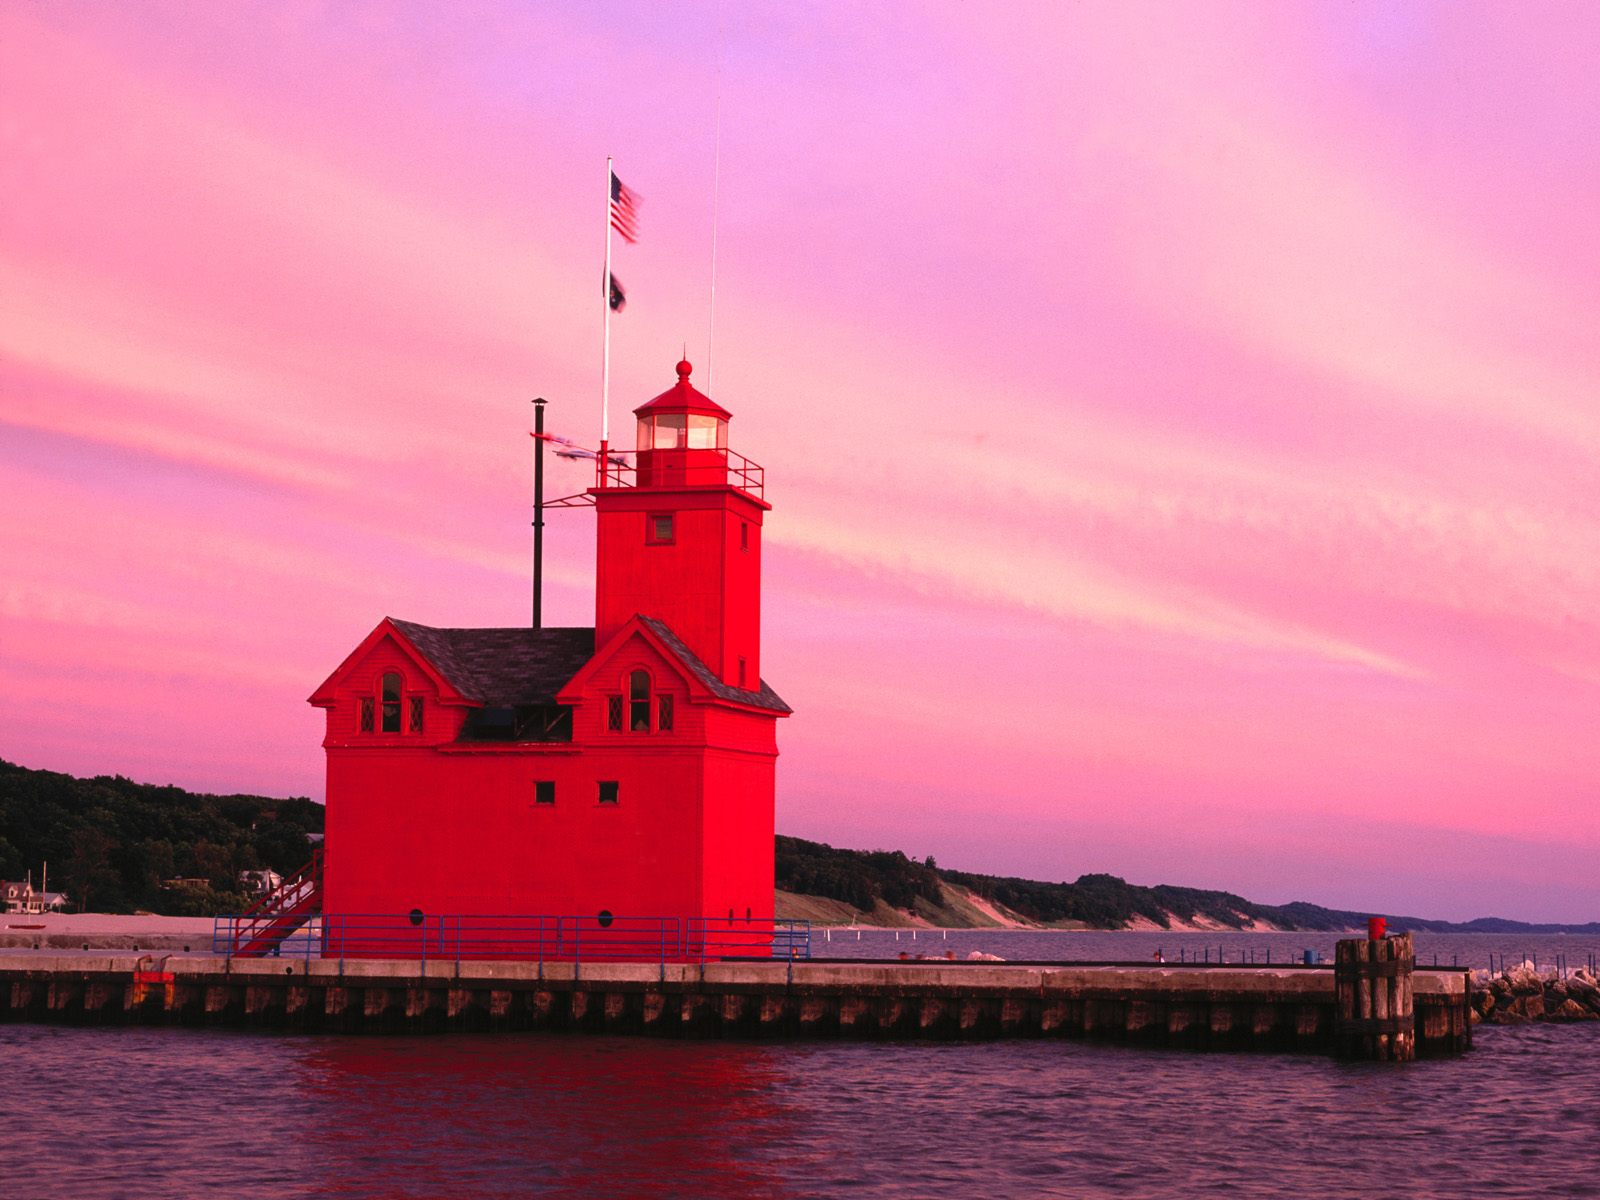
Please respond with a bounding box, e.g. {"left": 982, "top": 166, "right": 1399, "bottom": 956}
{"left": 5, "top": 761, "right": 1594, "bottom": 932}
{"left": 775, "top": 835, "right": 1600, "bottom": 933}
{"left": 773, "top": 834, "right": 1336, "bottom": 929}
{"left": 0, "top": 760, "right": 323, "bottom": 915}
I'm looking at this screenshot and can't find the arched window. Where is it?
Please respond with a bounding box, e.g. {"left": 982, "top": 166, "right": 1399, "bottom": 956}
{"left": 381, "top": 672, "right": 403, "bottom": 733}
{"left": 629, "top": 670, "right": 651, "bottom": 732}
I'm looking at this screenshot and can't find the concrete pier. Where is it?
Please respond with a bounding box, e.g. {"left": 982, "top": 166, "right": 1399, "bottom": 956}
{"left": 0, "top": 953, "right": 1472, "bottom": 1055}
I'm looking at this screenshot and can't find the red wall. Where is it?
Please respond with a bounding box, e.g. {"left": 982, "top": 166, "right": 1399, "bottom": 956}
{"left": 594, "top": 487, "right": 765, "bottom": 688}
{"left": 321, "top": 630, "right": 778, "bottom": 929}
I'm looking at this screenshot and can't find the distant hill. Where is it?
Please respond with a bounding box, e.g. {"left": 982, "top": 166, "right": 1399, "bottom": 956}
{"left": 0, "top": 759, "right": 323, "bottom": 915}
{"left": 5, "top": 760, "right": 1594, "bottom": 931}
{"left": 774, "top": 835, "right": 1600, "bottom": 934}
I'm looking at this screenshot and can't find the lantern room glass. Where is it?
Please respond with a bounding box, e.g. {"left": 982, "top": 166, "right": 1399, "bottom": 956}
{"left": 638, "top": 413, "right": 724, "bottom": 451}
{"left": 687, "top": 414, "right": 727, "bottom": 449}
{"left": 655, "top": 414, "right": 687, "bottom": 450}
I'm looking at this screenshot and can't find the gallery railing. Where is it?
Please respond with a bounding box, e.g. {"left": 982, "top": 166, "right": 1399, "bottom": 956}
{"left": 212, "top": 912, "right": 811, "bottom": 966}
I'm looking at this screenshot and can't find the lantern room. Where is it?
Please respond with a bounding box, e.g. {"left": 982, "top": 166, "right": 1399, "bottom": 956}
{"left": 633, "top": 358, "right": 732, "bottom": 488}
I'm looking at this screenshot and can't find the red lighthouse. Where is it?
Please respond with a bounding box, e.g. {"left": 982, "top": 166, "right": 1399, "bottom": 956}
{"left": 298, "top": 359, "right": 789, "bottom": 954}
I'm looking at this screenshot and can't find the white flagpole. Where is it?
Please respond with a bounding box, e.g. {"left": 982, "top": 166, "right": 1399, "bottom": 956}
{"left": 602, "top": 155, "right": 614, "bottom": 462}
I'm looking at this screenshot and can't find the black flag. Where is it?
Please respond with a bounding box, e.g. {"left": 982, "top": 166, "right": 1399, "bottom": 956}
{"left": 607, "top": 271, "right": 626, "bottom": 312}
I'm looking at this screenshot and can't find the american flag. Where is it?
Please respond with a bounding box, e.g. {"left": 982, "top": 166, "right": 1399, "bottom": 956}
{"left": 609, "top": 169, "right": 640, "bottom": 243}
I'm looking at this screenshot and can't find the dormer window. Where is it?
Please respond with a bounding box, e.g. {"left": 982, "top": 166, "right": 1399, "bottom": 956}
{"left": 381, "top": 673, "right": 403, "bottom": 733}
{"left": 629, "top": 670, "right": 651, "bottom": 731}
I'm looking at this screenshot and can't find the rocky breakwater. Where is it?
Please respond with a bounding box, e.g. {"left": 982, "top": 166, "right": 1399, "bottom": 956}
{"left": 1471, "top": 962, "right": 1600, "bottom": 1024}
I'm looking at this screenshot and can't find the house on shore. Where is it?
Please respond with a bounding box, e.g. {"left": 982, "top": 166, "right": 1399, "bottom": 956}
{"left": 2, "top": 879, "right": 68, "bottom": 915}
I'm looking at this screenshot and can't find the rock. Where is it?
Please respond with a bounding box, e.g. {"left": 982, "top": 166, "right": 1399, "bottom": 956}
{"left": 1554, "top": 999, "right": 1594, "bottom": 1022}
{"left": 1547, "top": 981, "right": 1569, "bottom": 1003}
{"left": 1566, "top": 976, "right": 1599, "bottom": 1005}
{"left": 1522, "top": 992, "right": 1546, "bottom": 1020}
{"left": 1476, "top": 990, "right": 1495, "bottom": 1016}
{"left": 1493, "top": 1008, "right": 1529, "bottom": 1025}
{"left": 1508, "top": 964, "right": 1545, "bottom": 995}
{"left": 965, "top": 951, "right": 1004, "bottom": 962}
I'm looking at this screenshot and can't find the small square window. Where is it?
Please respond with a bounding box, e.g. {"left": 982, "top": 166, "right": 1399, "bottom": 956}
{"left": 648, "top": 513, "right": 674, "bottom": 544}
{"left": 657, "top": 694, "right": 674, "bottom": 732}
{"left": 607, "top": 695, "right": 623, "bottom": 731}
{"left": 534, "top": 781, "right": 555, "bottom": 806}
{"left": 740, "top": 522, "right": 749, "bottom": 551}
{"left": 408, "top": 696, "right": 424, "bottom": 734}
{"left": 598, "top": 781, "right": 619, "bottom": 805}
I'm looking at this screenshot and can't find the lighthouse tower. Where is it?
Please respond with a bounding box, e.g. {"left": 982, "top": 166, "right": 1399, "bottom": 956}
{"left": 593, "top": 358, "right": 767, "bottom": 691}
{"left": 304, "top": 356, "right": 788, "bottom": 955}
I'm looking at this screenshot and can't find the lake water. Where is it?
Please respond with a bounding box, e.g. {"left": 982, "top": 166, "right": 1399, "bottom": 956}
{"left": 4, "top": 931, "right": 1599, "bottom": 1199}
{"left": 809, "top": 928, "right": 1600, "bottom": 973}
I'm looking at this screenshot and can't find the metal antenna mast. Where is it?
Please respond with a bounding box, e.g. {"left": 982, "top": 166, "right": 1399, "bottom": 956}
{"left": 708, "top": 92, "right": 722, "bottom": 398}
{"left": 531, "top": 396, "right": 546, "bottom": 629}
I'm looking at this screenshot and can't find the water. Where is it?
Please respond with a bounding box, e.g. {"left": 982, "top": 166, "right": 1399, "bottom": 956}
{"left": 3, "top": 1023, "right": 1599, "bottom": 1199}
{"left": 811, "top": 928, "right": 1600, "bottom": 973}
{"left": 5, "top": 931, "right": 1600, "bottom": 1199}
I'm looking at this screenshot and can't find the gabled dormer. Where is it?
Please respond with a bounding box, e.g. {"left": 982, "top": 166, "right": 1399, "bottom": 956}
{"left": 309, "top": 618, "right": 472, "bottom": 747}
{"left": 558, "top": 614, "right": 790, "bottom": 743}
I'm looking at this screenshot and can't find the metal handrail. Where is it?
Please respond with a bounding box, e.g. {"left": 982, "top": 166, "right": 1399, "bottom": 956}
{"left": 236, "top": 848, "right": 322, "bottom": 922}
{"left": 596, "top": 448, "right": 764, "bottom": 499}
{"left": 212, "top": 912, "right": 812, "bottom": 966}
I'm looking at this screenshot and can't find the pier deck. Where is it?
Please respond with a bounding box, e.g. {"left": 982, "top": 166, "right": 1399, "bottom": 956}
{"left": 0, "top": 952, "right": 1472, "bottom": 1055}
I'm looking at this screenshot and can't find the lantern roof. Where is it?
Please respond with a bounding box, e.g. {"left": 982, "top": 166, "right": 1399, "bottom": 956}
{"left": 633, "top": 358, "right": 731, "bottom": 420}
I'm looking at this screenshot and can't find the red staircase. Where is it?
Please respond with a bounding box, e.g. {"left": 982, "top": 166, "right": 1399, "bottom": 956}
{"left": 226, "top": 849, "right": 323, "bottom": 957}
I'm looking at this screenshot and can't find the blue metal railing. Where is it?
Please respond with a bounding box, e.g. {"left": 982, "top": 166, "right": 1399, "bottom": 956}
{"left": 212, "top": 912, "right": 811, "bottom": 965}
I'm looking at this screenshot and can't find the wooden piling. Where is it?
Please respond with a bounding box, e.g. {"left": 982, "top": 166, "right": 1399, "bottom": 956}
{"left": 1335, "top": 933, "right": 1414, "bottom": 1061}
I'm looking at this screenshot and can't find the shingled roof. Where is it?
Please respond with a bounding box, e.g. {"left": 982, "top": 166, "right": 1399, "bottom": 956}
{"left": 388, "top": 620, "right": 594, "bottom": 707}
{"left": 388, "top": 616, "right": 790, "bottom": 715}
{"left": 639, "top": 617, "right": 791, "bottom": 714}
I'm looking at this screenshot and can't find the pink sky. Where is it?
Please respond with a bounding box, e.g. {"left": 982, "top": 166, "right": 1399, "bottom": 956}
{"left": 3, "top": 2, "right": 1597, "bottom": 921}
